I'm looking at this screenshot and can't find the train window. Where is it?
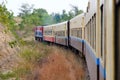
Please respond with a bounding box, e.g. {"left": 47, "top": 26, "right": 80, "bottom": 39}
{"left": 101, "top": 5, "right": 104, "bottom": 59}
{"left": 87, "top": 23, "right": 89, "bottom": 42}
{"left": 80, "top": 28, "right": 82, "bottom": 38}
{"left": 56, "top": 31, "right": 65, "bottom": 36}
{"left": 86, "top": 24, "right": 88, "bottom": 42}
{"left": 44, "top": 30, "right": 52, "bottom": 35}
{"left": 94, "top": 14, "right": 96, "bottom": 51}
{"left": 87, "top": 22, "right": 89, "bottom": 43}
{"left": 89, "top": 21, "right": 91, "bottom": 44}
{"left": 91, "top": 17, "right": 94, "bottom": 49}
{"left": 61, "top": 31, "right": 65, "bottom": 36}
{"left": 71, "top": 28, "right": 77, "bottom": 37}
{"left": 90, "top": 19, "right": 92, "bottom": 46}
{"left": 48, "top": 30, "right": 52, "bottom": 35}
{"left": 75, "top": 29, "right": 78, "bottom": 37}
{"left": 87, "top": 24, "right": 89, "bottom": 42}
{"left": 77, "top": 28, "right": 82, "bottom": 38}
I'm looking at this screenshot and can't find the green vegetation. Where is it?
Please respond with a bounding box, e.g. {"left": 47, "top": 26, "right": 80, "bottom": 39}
{"left": 18, "top": 3, "right": 83, "bottom": 30}
{"left": 19, "top": 41, "right": 49, "bottom": 62}
{"left": 0, "top": 40, "right": 50, "bottom": 79}
{"left": 0, "top": 2, "right": 84, "bottom": 80}
{"left": 8, "top": 40, "right": 17, "bottom": 48}
{"left": 12, "top": 41, "right": 51, "bottom": 79}
{"left": 0, "top": 72, "right": 16, "bottom": 80}
{"left": 0, "top": 4, "right": 16, "bottom": 30}
{"left": 0, "top": 2, "right": 83, "bottom": 40}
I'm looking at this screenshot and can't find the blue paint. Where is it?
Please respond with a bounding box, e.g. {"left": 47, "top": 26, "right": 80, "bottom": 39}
{"left": 35, "top": 31, "right": 43, "bottom": 37}
{"left": 84, "top": 40, "right": 99, "bottom": 66}
{"left": 68, "top": 37, "right": 106, "bottom": 79}
{"left": 84, "top": 40, "right": 106, "bottom": 79}
{"left": 70, "top": 36, "right": 83, "bottom": 43}
{"left": 100, "top": 62, "right": 106, "bottom": 79}
{"left": 96, "top": 58, "right": 100, "bottom": 65}
{"left": 82, "top": 40, "right": 85, "bottom": 43}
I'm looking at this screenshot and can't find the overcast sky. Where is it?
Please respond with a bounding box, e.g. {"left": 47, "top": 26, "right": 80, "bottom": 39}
{"left": 0, "top": 0, "right": 88, "bottom": 16}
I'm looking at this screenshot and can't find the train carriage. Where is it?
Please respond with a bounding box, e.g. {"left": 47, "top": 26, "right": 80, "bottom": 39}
{"left": 84, "top": 0, "right": 98, "bottom": 80}
{"left": 104, "top": 0, "right": 120, "bottom": 80}
{"left": 43, "top": 25, "right": 55, "bottom": 43}
{"left": 54, "top": 21, "right": 69, "bottom": 46}
{"left": 34, "top": 26, "right": 43, "bottom": 41}
{"left": 69, "top": 13, "right": 85, "bottom": 53}
{"left": 34, "top": 0, "right": 120, "bottom": 80}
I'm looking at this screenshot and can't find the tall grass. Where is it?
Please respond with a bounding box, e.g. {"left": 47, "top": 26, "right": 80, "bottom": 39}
{"left": 0, "top": 40, "right": 86, "bottom": 80}
{"left": 0, "top": 40, "right": 51, "bottom": 80}
{"left": 12, "top": 41, "right": 51, "bottom": 79}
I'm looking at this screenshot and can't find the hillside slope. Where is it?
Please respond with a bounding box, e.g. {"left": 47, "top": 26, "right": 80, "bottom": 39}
{"left": 15, "top": 41, "right": 89, "bottom": 80}
{"left": 0, "top": 23, "right": 89, "bottom": 80}
{"left": 0, "top": 24, "right": 20, "bottom": 73}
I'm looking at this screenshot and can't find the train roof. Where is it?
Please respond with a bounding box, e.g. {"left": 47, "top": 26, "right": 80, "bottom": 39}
{"left": 43, "top": 21, "right": 67, "bottom": 28}
{"left": 36, "top": 26, "right": 43, "bottom": 28}
{"left": 70, "top": 13, "right": 85, "bottom": 22}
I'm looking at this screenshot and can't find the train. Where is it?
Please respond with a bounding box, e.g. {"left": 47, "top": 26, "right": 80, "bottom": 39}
{"left": 34, "top": 0, "right": 120, "bottom": 80}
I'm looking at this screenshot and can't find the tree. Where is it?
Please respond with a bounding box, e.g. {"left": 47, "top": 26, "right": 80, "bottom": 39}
{"left": 0, "top": 4, "right": 16, "bottom": 36}
{"left": 52, "top": 13, "right": 61, "bottom": 23}
{"left": 19, "top": 3, "right": 34, "bottom": 17}
{"left": 31, "top": 8, "right": 53, "bottom": 25}
{"left": 0, "top": 4, "right": 15, "bottom": 27}
{"left": 70, "top": 5, "right": 83, "bottom": 16}
{"left": 18, "top": 3, "right": 35, "bottom": 29}
{"left": 61, "top": 10, "right": 69, "bottom": 21}
{"left": 68, "top": 11, "right": 75, "bottom": 20}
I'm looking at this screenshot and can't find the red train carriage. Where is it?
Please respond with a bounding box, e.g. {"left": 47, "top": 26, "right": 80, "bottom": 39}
{"left": 43, "top": 25, "right": 55, "bottom": 43}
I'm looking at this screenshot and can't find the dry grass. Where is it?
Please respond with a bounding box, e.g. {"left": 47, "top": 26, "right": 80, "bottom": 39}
{"left": 9, "top": 41, "right": 87, "bottom": 80}
{"left": 38, "top": 46, "right": 86, "bottom": 80}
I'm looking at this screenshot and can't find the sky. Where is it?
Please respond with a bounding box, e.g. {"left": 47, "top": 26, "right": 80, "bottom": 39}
{"left": 0, "top": 0, "right": 89, "bottom": 16}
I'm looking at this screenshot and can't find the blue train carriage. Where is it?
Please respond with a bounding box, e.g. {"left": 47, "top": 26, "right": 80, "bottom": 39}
{"left": 69, "top": 13, "right": 85, "bottom": 54}
{"left": 84, "top": 0, "right": 99, "bottom": 80}
{"left": 54, "top": 21, "right": 69, "bottom": 46}
{"left": 35, "top": 26, "right": 43, "bottom": 41}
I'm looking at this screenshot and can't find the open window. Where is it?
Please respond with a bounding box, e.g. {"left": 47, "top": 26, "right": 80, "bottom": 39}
{"left": 101, "top": 4, "right": 105, "bottom": 59}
